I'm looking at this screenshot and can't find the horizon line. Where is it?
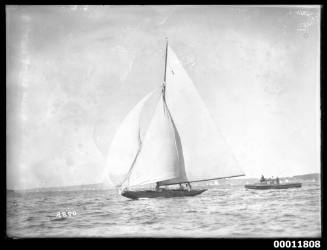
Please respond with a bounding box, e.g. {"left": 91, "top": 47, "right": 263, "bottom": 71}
{"left": 7, "top": 172, "right": 320, "bottom": 192}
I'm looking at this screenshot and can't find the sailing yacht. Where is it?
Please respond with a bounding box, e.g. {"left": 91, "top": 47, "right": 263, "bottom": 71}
{"left": 106, "top": 39, "right": 245, "bottom": 199}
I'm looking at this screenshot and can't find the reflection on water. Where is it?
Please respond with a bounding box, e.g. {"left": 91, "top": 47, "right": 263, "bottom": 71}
{"left": 7, "top": 182, "right": 321, "bottom": 237}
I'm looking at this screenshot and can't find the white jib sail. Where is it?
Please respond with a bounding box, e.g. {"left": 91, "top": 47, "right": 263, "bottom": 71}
{"left": 106, "top": 91, "right": 154, "bottom": 186}
{"left": 126, "top": 94, "right": 188, "bottom": 187}
{"left": 165, "top": 46, "right": 245, "bottom": 182}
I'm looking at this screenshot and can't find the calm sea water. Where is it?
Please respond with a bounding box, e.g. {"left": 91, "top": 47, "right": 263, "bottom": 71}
{"left": 7, "top": 181, "right": 321, "bottom": 238}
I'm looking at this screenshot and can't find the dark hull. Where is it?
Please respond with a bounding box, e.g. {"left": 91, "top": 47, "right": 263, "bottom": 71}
{"left": 245, "top": 183, "right": 302, "bottom": 190}
{"left": 121, "top": 189, "right": 207, "bottom": 200}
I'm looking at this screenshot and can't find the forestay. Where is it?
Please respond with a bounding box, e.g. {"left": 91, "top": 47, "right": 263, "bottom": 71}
{"left": 106, "top": 92, "right": 154, "bottom": 186}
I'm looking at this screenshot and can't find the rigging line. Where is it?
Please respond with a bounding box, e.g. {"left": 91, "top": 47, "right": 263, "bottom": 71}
{"left": 119, "top": 134, "right": 142, "bottom": 188}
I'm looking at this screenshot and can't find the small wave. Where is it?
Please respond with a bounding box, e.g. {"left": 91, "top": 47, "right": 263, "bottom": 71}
{"left": 24, "top": 216, "right": 34, "bottom": 221}
{"left": 142, "top": 220, "right": 157, "bottom": 225}
{"left": 76, "top": 201, "right": 94, "bottom": 206}
{"left": 50, "top": 217, "right": 68, "bottom": 222}
{"left": 96, "top": 213, "right": 113, "bottom": 219}
{"left": 283, "top": 213, "right": 296, "bottom": 217}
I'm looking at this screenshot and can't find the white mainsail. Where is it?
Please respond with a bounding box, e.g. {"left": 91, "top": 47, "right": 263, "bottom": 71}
{"left": 125, "top": 94, "right": 187, "bottom": 187}
{"left": 165, "top": 46, "right": 244, "bottom": 183}
{"left": 106, "top": 91, "right": 154, "bottom": 186}
{"left": 107, "top": 42, "right": 244, "bottom": 189}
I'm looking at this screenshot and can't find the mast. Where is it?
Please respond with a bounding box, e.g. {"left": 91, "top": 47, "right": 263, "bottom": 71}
{"left": 162, "top": 38, "right": 168, "bottom": 102}
{"left": 163, "top": 37, "right": 168, "bottom": 85}
{"left": 157, "top": 38, "right": 169, "bottom": 189}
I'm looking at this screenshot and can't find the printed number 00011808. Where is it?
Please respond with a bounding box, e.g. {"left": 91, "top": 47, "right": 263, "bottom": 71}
{"left": 273, "top": 241, "right": 320, "bottom": 248}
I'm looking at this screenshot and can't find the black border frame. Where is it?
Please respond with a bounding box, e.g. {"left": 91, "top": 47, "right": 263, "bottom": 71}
{"left": 1, "top": 3, "right": 325, "bottom": 249}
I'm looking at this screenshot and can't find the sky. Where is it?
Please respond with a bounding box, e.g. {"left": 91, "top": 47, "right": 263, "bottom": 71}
{"left": 6, "top": 5, "right": 321, "bottom": 190}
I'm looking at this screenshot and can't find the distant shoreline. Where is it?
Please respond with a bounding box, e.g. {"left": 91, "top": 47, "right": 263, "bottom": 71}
{"left": 7, "top": 173, "right": 320, "bottom": 193}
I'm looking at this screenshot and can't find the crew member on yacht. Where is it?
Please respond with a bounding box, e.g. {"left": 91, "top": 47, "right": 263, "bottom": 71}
{"left": 186, "top": 182, "right": 192, "bottom": 191}
{"left": 155, "top": 183, "right": 160, "bottom": 192}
